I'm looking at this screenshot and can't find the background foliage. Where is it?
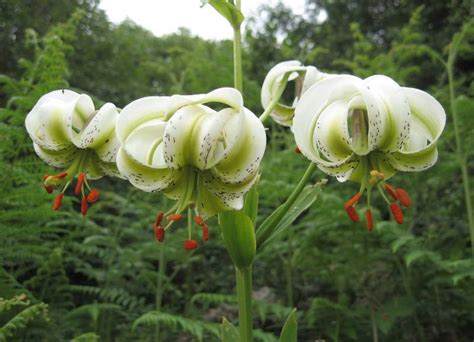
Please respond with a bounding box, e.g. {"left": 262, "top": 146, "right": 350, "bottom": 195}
{"left": 1, "top": 0, "right": 473, "bottom": 340}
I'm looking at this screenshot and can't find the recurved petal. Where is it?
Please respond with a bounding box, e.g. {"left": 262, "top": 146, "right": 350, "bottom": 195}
{"left": 95, "top": 130, "right": 121, "bottom": 163}
{"left": 261, "top": 60, "right": 304, "bottom": 109}
{"left": 195, "top": 170, "right": 253, "bottom": 217}
{"left": 387, "top": 144, "right": 439, "bottom": 172}
{"left": 123, "top": 119, "right": 167, "bottom": 168}
{"left": 116, "top": 96, "right": 169, "bottom": 143}
{"left": 212, "top": 108, "right": 266, "bottom": 183}
{"left": 26, "top": 98, "right": 79, "bottom": 150}
{"left": 116, "top": 147, "right": 176, "bottom": 192}
{"left": 401, "top": 87, "right": 446, "bottom": 151}
{"left": 163, "top": 105, "right": 214, "bottom": 168}
{"left": 314, "top": 100, "right": 352, "bottom": 161}
{"left": 166, "top": 87, "right": 244, "bottom": 118}
{"left": 365, "top": 75, "right": 410, "bottom": 152}
{"left": 33, "top": 143, "right": 79, "bottom": 168}
{"left": 293, "top": 74, "right": 361, "bottom": 158}
{"left": 72, "top": 102, "right": 118, "bottom": 150}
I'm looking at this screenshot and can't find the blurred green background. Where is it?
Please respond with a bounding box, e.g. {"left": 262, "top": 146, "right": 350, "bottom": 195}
{"left": 1, "top": 0, "right": 473, "bottom": 341}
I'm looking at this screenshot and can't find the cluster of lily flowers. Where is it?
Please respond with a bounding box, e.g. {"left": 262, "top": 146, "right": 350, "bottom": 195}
{"left": 25, "top": 60, "right": 445, "bottom": 248}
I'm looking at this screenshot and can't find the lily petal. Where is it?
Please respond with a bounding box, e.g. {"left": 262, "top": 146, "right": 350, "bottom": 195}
{"left": 116, "top": 96, "right": 169, "bottom": 144}
{"left": 212, "top": 108, "right": 266, "bottom": 183}
{"left": 33, "top": 143, "right": 79, "bottom": 168}
{"left": 123, "top": 118, "right": 168, "bottom": 168}
{"left": 116, "top": 148, "right": 177, "bottom": 192}
{"left": 365, "top": 75, "right": 410, "bottom": 152}
{"left": 73, "top": 102, "right": 118, "bottom": 150}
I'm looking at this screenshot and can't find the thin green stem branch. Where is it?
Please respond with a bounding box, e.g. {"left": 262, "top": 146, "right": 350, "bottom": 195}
{"left": 446, "top": 25, "right": 474, "bottom": 255}
{"left": 233, "top": 0, "right": 242, "bottom": 93}
{"left": 236, "top": 266, "right": 253, "bottom": 342}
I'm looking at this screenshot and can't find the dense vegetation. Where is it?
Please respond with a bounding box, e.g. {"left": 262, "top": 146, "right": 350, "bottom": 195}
{"left": 1, "top": 0, "right": 473, "bottom": 340}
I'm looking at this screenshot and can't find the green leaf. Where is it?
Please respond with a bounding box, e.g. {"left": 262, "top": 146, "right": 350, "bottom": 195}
{"left": 257, "top": 179, "right": 326, "bottom": 251}
{"left": 243, "top": 185, "right": 259, "bottom": 226}
{"left": 219, "top": 210, "right": 256, "bottom": 269}
{"left": 279, "top": 308, "right": 297, "bottom": 342}
{"left": 221, "top": 318, "right": 240, "bottom": 342}
{"left": 404, "top": 250, "right": 440, "bottom": 267}
{"left": 202, "top": 0, "right": 244, "bottom": 30}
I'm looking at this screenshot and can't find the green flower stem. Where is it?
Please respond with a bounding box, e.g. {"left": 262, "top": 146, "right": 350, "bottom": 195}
{"left": 235, "top": 266, "right": 253, "bottom": 342}
{"left": 233, "top": 0, "right": 242, "bottom": 92}
{"left": 232, "top": 1, "right": 253, "bottom": 340}
{"left": 446, "top": 23, "right": 474, "bottom": 256}
{"left": 154, "top": 243, "right": 166, "bottom": 341}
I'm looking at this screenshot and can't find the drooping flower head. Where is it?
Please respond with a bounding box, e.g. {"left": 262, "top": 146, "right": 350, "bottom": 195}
{"left": 292, "top": 74, "right": 446, "bottom": 229}
{"left": 25, "top": 90, "right": 121, "bottom": 214}
{"left": 261, "top": 60, "right": 331, "bottom": 126}
{"left": 116, "top": 88, "right": 266, "bottom": 247}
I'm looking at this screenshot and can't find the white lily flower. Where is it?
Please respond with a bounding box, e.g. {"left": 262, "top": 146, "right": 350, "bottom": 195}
{"left": 293, "top": 74, "right": 446, "bottom": 229}
{"left": 116, "top": 88, "right": 266, "bottom": 222}
{"left": 261, "top": 60, "right": 331, "bottom": 126}
{"left": 25, "top": 90, "right": 121, "bottom": 213}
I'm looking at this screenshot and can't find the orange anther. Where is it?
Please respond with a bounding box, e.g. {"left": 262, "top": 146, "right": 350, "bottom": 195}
{"left": 366, "top": 208, "right": 373, "bottom": 232}
{"left": 345, "top": 193, "right": 362, "bottom": 209}
{"left": 154, "top": 211, "right": 164, "bottom": 227}
{"left": 396, "top": 188, "right": 412, "bottom": 207}
{"left": 294, "top": 146, "right": 301, "bottom": 154}
{"left": 54, "top": 172, "right": 68, "bottom": 179}
{"left": 81, "top": 196, "right": 88, "bottom": 216}
{"left": 384, "top": 184, "right": 398, "bottom": 200}
{"left": 390, "top": 203, "right": 403, "bottom": 224}
{"left": 74, "top": 173, "right": 85, "bottom": 195}
{"left": 86, "top": 188, "right": 100, "bottom": 203}
{"left": 345, "top": 206, "right": 359, "bottom": 223}
{"left": 202, "top": 224, "right": 209, "bottom": 241}
{"left": 168, "top": 213, "right": 184, "bottom": 222}
{"left": 184, "top": 239, "right": 198, "bottom": 251}
{"left": 154, "top": 226, "right": 165, "bottom": 242}
{"left": 44, "top": 185, "right": 54, "bottom": 194}
{"left": 194, "top": 215, "right": 204, "bottom": 226}
{"left": 53, "top": 193, "right": 63, "bottom": 211}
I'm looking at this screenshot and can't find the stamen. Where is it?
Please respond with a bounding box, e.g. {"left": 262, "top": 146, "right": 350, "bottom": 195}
{"left": 74, "top": 173, "right": 85, "bottom": 195}
{"left": 384, "top": 184, "right": 398, "bottom": 200}
{"left": 154, "top": 226, "right": 165, "bottom": 242}
{"left": 154, "top": 211, "right": 164, "bottom": 227}
{"left": 184, "top": 239, "right": 198, "bottom": 251}
{"left": 202, "top": 224, "right": 209, "bottom": 241}
{"left": 366, "top": 208, "right": 373, "bottom": 232}
{"left": 390, "top": 203, "right": 404, "bottom": 224}
{"left": 194, "top": 215, "right": 204, "bottom": 226}
{"left": 345, "top": 206, "right": 359, "bottom": 223}
{"left": 396, "top": 188, "right": 412, "bottom": 207}
{"left": 53, "top": 193, "right": 63, "bottom": 211}
{"left": 168, "top": 213, "right": 184, "bottom": 222}
{"left": 294, "top": 146, "right": 301, "bottom": 154}
{"left": 81, "top": 197, "right": 88, "bottom": 216}
{"left": 86, "top": 188, "right": 100, "bottom": 203}
{"left": 44, "top": 185, "right": 54, "bottom": 194}
{"left": 345, "top": 193, "right": 362, "bottom": 209}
